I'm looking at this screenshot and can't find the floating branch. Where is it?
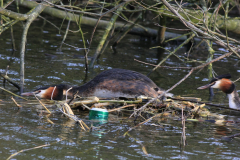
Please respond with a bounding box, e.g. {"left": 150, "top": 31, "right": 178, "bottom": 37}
{"left": 0, "top": 86, "right": 28, "bottom": 100}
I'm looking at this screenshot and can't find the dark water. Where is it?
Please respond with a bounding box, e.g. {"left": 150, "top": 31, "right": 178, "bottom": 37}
{"left": 1, "top": 13, "right": 240, "bottom": 159}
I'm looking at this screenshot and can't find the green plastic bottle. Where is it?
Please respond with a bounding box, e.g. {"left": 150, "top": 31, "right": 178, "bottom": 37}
{"left": 89, "top": 108, "right": 109, "bottom": 120}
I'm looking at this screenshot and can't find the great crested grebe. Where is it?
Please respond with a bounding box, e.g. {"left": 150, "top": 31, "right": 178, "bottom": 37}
{"left": 21, "top": 68, "right": 173, "bottom": 100}
{"left": 197, "top": 74, "right": 240, "bottom": 109}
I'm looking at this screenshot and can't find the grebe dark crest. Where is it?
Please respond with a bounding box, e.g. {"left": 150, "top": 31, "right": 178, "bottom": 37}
{"left": 21, "top": 69, "right": 173, "bottom": 100}
{"left": 197, "top": 74, "right": 240, "bottom": 109}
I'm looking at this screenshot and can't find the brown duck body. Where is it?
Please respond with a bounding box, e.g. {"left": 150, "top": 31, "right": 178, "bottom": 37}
{"left": 69, "top": 68, "right": 163, "bottom": 98}
{"left": 22, "top": 69, "right": 170, "bottom": 100}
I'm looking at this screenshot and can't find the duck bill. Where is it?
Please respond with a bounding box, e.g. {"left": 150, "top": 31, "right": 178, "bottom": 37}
{"left": 197, "top": 84, "right": 212, "bottom": 89}
{"left": 21, "top": 92, "right": 34, "bottom": 96}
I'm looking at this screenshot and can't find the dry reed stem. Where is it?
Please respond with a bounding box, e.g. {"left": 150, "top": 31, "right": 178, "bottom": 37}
{"left": 11, "top": 96, "right": 22, "bottom": 108}
{"left": 91, "top": 102, "right": 111, "bottom": 109}
{"left": 79, "top": 120, "right": 90, "bottom": 130}
{"left": 78, "top": 120, "right": 86, "bottom": 131}
{"left": 63, "top": 103, "right": 74, "bottom": 115}
{"left": 181, "top": 107, "right": 186, "bottom": 146}
{"left": 81, "top": 102, "right": 91, "bottom": 110}
{"left": 72, "top": 97, "right": 99, "bottom": 108}
{"left": 33, "top": 94, "right": 51, "bottom": 114}
{"left": 108, "top": 104, "right": 136, "bottom": 112}
{"left": 57, "top": 103, "right": 89, "bottom": 131}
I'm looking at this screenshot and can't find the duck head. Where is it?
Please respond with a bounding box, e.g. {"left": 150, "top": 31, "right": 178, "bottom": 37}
{"left": 197, "top": 74, "right": 235, "bottom": 94}
{"left": 21, "top": 84, "right": 70, "bottom": 100}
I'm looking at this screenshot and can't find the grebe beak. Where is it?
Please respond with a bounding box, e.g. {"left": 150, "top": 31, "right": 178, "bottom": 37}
{"left": 21, "top": 92, "right": 35, "bottom": 96}
{"left": 21, "top": 89, "right": 45, "bottom": 98}
{"left": 197, "top": 83, "right": 213, "bottom": 89}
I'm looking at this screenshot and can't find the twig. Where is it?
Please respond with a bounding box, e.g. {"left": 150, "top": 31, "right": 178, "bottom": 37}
{"left": 3, "top": 65, "right": 9, "bottom": 88}
{"left": 11, "top": 96, "right": 22, "bottom": 108}
{"left": 155, "top": 23, "right": 191, "bottom": 31}
{"left": 149, "top": 33, "right": 195, "bottom": 74}
{"left": 80, "top": 102, "right": 91, "bottom": 110}
{"left": 59, "top": 18, "right": 71, "bottom": 51}
{"left": 56, "top": 104, "right": 89, "bottom": 130}
{"left": 0, "top": 71, "right": 20, "bottom": 90}
{"left": 86, "top": 1, "right": 130, "bottom": 57}
{"left": 63, "top": 103, "right": 74, "bottom": 115}
{"left": 134, "top": 59, "right": 192, "bottom": 69}
{"left": 90, "top": 2, "right": 126, "bottom": 67}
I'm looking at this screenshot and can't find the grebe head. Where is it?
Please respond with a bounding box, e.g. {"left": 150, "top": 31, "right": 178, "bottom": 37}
{"left": 197, "top": 74, "right": 235, "bottom": 94}
{"left": 21, "top": 84, "right": 69, "bottom": 100}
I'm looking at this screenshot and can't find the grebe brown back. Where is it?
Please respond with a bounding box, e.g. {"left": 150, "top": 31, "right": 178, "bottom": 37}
{"left": 21, "top": 68, "right": 173, "bottom": 100}
{"left": 197, "top": 74, "right": 240, "bottom": 109}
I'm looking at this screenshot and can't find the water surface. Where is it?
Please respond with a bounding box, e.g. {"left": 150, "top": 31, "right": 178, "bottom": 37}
{"left": 1, "top": 12, "right": 240, "bottom": 160}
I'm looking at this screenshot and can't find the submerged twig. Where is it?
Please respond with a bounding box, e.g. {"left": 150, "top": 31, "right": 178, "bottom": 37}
{"left": 6, "top": 138, "right": 65, "bottom": 160}
{"left": 125, "top": 113, "right": 163, "bottom": 135}
{"left": 44, "top": 115, "right": 54, "bottom": 124}
{"left": 125, "top": 132, "right": 149, "bottom": 156}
